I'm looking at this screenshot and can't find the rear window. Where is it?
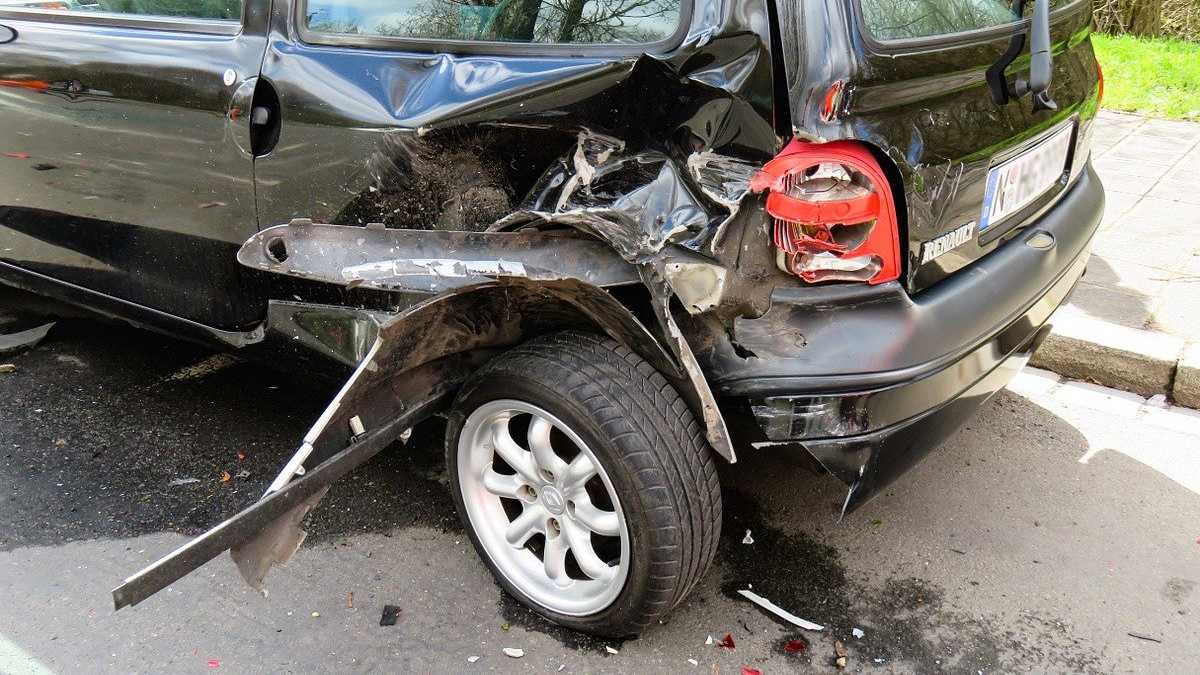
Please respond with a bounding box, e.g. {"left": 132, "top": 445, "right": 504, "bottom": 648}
{"left": 303, "top": 0, "right": 684, "bottom": 45}
{"left": 859, "top": 0, "right": 1075, "bottom": 41}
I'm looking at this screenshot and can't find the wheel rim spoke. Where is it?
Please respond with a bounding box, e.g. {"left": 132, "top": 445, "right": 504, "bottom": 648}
{"left": 527, "top": 415, "right": 566, "bottom": 479}
{"left": 563, "top": 519, "right": 614, "bottom": 581}
{"left": 491, "top": 418, "right": 540, "bottom": 485}
{"left": 482, "top": 469, "right": 524, "bottom": 499}
{"left": 505, "top": 504, "right": 544, "bottom": 547}
{"left": 543, "top": 532, "right": 570, "bottom": 587}
{"left": 571, "top": 497, "right": 620, "bottom": 536}
{"left": 562, "top": 453, "right": 597, "bottom": 490}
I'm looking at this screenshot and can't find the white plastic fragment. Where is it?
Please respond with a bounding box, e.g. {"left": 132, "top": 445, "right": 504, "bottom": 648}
{"left": 705, "top": 635, "right": 714, "bottom": 645}
{"left": 736, "top": 589, "right": 824, "bottom": 630}
{"left": 605, "top": 646, "right": 619, "bottom": 655}
{"left": 688, "top": 658, "right": 699, "bottom": 666}
{"left": 168, "top": 477, "right": 200, "bottom": 486}
{"left": 874, "top": 658, "right": 886, "bottom": 664}
{"left": 502, "top": 648, "right": 524, "bottom": 658}
{"left": 852, "top": 628, "right": 865, "bottom": 639}
{"left": 467, "top": 656, "right": 480, "bottom": 663}
{"left": 557, "top": 665, "right": 565, "bottom": 672}
{"left": 742, "top": 530, "right": 754, "bottom": 545}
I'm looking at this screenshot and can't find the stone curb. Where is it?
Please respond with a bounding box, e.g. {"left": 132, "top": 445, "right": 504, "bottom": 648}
{"left": 1030, "top": 308, "right": 1196, "bottom": 408}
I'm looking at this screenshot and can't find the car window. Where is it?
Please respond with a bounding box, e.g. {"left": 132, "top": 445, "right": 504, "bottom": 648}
{"left": 0, "top": 0, "right": 241, "bottom": 21}
{"left": 303, "top": 0, "right": 684, "bottom": 44}
{"left": 859, "top": 0, "right": 1076, "bottom": 41}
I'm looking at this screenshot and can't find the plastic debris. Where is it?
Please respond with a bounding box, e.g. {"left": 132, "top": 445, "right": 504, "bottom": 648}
{"left": 1146, "top": 394, "right": 1168, "bottom": 409}
{"left": 742, "top": 530, "right": 754, "bottom": 545}
{"left": 705, "top": 635, "right": 714, "bottom": 645}
{"left": 237, "top": 451, "right": 246, "bottom": 461}
{"left": 234, "top": 470, "right": 250, "bottom": 479}
{"left": 502, "top": 647, "right": 525, "bottom": 658}
{"left": 379, "top": 605, "right": 401, "bottom": 626}
{"left": 834, "top": 640, "right": 848, "bottom": 668}
{"left": 783, "top": 638, "right": 808, "bottom": 654}
{"left": 311, "top": 612, "right": 320, "bottom": 618}
{"left": 219, "top": 471, "right": 232, "bottom": 483}
{"left": 688, "top": 658, "right": 699, "bottom": 666}
{"left": 605, "top": 646, "right": 619, "bottom": 655}
{"left": 874, "top": 658, "right": 886, "bottom": 664}
{"left": 1127, "top": 632, "right": 1162, "bottom": 643}
{"left": 169, "top": 478, "right": 201, "bottom": 486}
{"left": 0, "top": 364, "right": 14, "bottom": 374}
{"left": 741, "top": 668, "right": 762, "bottom": 675}
{"left": 736, "top": 590, "right": 824, "bottom": 630}
{"left": 717, "top": 633, "right": 736, "bottom": 650}
{"left": 852, "top": 627, "right": 865, "bottom": 639}
{"left": 347, "top": 592, "right": 354, "bottom": 609}
{"left": 467, "top": 656, "right": 481, "bottom": 663}
{"left": 0, "top": 322, "right": 53, "bottom": 355}
{"left": 207, "top": 659, "right": 220, "bottom": 669}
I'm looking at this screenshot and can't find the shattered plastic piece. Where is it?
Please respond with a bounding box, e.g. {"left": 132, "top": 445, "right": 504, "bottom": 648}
{"left": 783, "top": 638, "right": 808, "bottom": 654}
{"left": 705, "top": 635, "right": 713, "bottom": 645}
{"left": 741, "top": 668, "right": 762, "bottom": 675}
{"left": 834, "top": 640, "right": 848, "bottom": 668}
{"left": 219, "top": 471, "right": 232, "bottom": 483}
{"left": 1146, "top": 394, "right": 1168, "bottom": 409}
{"left": 311, "top": 611, "right": 320, "bottom": 618}
{"left": 502, "top": 647, "right": 524, "bottom": 658}
{"left": 500, "top": 622, "right": 511, "bottom": 631}
{"left": 874, "top": 658, "right": 885, "bottom": 664}
{"left": 717, "top": 633, "right": 735, "bottom": 650}
{"left": 742, "top": 530, "right": 754, "bottom": 545}
{"left": 736, "top": 590, "right": 824, "bottom": 630}
{"left": 605, "top": 645, "right": 619, "bottom": 655}
{"left": 688, "top": 658, "right": 699, "bottom": 666}
{"left": 168, "top": 478, "right": 201, "bottom": 486}
{"left": 379, "top": 605, "right": 401, "bottom": 626}
{"left": 347, "top": 592, "right": 353, "bottom": 609}
{"left": 207, "top": 660, "right": 220, "bottom": 669}
{"left": 852, "top": 627, "right": 865, "bottom": 639}
{"left": 467, "top": 655, "right": 480, "bottom": 663}
{"left": 0, "top": 322, "right": 54, "bottom": 355}
{"left": 235, "top": 470, "right": 251, "bottom": 480}
{"left": 0, "top": 364, "right": 14, "bottom": 373}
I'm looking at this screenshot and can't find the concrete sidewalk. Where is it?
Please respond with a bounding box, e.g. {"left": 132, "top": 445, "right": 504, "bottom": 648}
{"left": 1031, "top": 110, "right": 1200, "bottom": 407}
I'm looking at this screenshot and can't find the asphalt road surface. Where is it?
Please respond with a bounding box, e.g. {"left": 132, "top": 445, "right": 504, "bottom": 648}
{"left": 1, "top": 311, "right": 1198, "bottom": 674}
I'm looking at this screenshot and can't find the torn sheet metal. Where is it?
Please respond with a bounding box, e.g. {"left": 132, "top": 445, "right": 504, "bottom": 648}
{"left": 114, "top": 276, "right": 693, "bottom": 608}
{"left": 238, "top": 220, "right": 641, "bottom": 295}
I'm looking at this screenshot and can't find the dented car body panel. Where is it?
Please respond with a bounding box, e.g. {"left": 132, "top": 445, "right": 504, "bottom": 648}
{"left": 0, "top": 0, "right": 1103, "bottom": 614}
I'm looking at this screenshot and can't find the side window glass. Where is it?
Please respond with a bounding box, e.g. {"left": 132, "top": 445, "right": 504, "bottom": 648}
{"left": 304, "top": 0, "right": 684, "bottom": 44}
{"left": 7, "top": 0, "right": 243, "bottom": 21}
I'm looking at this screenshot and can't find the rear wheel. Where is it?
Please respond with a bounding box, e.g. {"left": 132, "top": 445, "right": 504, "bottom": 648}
{"left": 445, "top": 331, "right": 722, "bottom": 636}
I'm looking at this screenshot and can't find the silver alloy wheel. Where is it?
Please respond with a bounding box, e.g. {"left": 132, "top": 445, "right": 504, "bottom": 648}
{"left": 457, "top": 399, "right": 630, "bottom": 616}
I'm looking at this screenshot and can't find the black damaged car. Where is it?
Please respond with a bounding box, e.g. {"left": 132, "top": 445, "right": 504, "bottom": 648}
{"left": 0, "top": 0, "right": 1102, "bottom": 636}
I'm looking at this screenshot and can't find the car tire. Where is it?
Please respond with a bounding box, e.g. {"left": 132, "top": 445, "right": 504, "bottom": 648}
{"left": 445, "top": 330, "right": 722, "bottom": 637}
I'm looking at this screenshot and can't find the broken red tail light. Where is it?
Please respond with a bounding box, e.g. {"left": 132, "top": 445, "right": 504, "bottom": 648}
{"left": 1096, "top": 60, "right": 1104, "bottom": 105}
{"left": 750, "top": 139, "right": 901, "bottom": 285}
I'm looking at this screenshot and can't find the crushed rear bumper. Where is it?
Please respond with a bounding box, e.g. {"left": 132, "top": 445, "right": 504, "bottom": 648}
{"left": 705, "top": 164, "right": 1104, "bottom": 513}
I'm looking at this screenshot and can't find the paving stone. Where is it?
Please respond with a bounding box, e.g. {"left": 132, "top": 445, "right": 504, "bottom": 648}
{"left": 1174, "top": 342, "right": 1200, "bottom": 409}
{"left": 1067, "top": 282, "right": 1153, "bottom": 330}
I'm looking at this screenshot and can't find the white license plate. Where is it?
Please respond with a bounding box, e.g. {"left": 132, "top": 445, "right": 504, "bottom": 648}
{"left": 979, "top": 124, "right": 1074, "bottom": 232}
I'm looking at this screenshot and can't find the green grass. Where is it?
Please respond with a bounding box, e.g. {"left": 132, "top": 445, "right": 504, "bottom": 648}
{"left": 1092, "top": 34, "right": 1200, "bottom": 120}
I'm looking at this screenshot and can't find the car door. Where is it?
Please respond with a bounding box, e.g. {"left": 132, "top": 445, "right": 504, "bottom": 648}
{"left": 0, "top": 0, "right": 271, "bottom": 329}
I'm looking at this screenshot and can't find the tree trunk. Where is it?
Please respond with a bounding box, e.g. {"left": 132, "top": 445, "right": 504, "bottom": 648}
{"left": 1122, "top": 0, "right": 1163, "bottom": 37}
{"left": 556, "top": 0, "right": 587, "bottom": 42}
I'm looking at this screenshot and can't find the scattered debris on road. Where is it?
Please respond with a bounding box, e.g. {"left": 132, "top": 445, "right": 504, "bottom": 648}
{"left": 1127, "top": 632, "right": 1162, "bottom": 643}
{"left": 834, "top": 640, "right": 848, "bottom": 668}
{"left": 740, "top": 667, "right": 762, "bottom": 675}
{"left": 234, "top": 470, "right": 250, "bottom": 479}
{"left": 379, "top": 605, "right": 401, "bottom": 626}
{"left": 717, "top": 633, "right": 736, "bottom": 650}
{"left": 219, "top": 471, "right": 232, "bottom": 483}
{"left": 467, "top": 655, "right": 480, "bottom": 663}
{"left": 688, "top": 658, "right": 699, "bottom": 665}
{"left": 168, "top": 477, "right": 201, "bottom": 486}
{"left": 852, "top": 627, "right": 865, "bottom": 639}
{"left": 783, "top": 638, "right": 808, "bottom": 654}
{"left": 502, "top": 647, "right": 525, "bottom": 658}
{"left": 605, "top": 645, "right": 619, "bottom": 655}
{"left": 742, "top": 530, "right": 754, "bottom": 544}
{"left": 206, "top": 659, "right": 220, "bottom": 669}
{"left": 0, "top": 364, "right": 15, "bottom": 374}
{"left": 310, "top": 611, "right": 320, "bottom": 618}
{"left": 346, "top": 592, "right": 353, "bottom": 609}
{"left": 736, "top": 589, "right": 824, "bottom": 630}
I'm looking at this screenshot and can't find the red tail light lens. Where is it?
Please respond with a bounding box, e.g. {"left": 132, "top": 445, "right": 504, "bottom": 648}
{"left": 751, "top": 139, "right": 901, "bottom": 285}
{"left": 1096, "top": 60, "right": 1104, "bottom": 104}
